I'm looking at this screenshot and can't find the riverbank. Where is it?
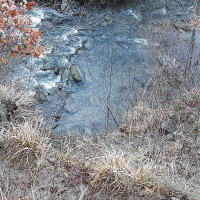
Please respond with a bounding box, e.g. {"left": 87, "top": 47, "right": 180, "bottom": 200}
{"left": 0, "top": 82, "right": 199, "bottom": 200}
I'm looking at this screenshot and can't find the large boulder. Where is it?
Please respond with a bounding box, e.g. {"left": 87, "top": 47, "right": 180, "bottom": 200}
{"left": 61, "top": 68, "right": 71, "bottom": 85}
{"left": 69, "top": 64, "right": 83, "bottom": 82}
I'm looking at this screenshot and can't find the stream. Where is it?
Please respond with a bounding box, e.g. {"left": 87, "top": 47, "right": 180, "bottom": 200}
{"left": 13, "top": 0, "right": 195, "bottom": 135}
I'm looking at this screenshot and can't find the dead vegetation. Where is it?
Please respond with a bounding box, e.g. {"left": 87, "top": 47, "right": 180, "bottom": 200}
{"left": 0, "top": 82, "right": 38, "bottom": 124}
{"left": 118, "top": 88, "right": 200, "bottom": 200}
{"left": 0, "top": 85, "right": 199, "bottom": 199}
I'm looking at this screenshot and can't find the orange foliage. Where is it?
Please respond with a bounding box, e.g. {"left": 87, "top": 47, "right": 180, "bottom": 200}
{"left": 0, "top": 0, "right": 44, "bottom": 62}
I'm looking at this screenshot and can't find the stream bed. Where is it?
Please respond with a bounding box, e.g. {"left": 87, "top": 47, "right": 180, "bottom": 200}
{"left": 13, "top": 0, "right": 195, "bottom": 135}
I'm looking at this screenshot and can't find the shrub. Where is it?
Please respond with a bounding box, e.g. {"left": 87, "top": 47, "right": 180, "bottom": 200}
{"left": 0, "top": 0, "right": 44, "bottom": 59}
{"left": 0, "top": 0, "right": 44, "bottom": 79}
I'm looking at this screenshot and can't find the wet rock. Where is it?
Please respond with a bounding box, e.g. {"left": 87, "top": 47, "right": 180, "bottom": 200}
{"left": 103, "top": 15, "right": 112, "bottom": 26}
{"left": 53, "top": 16, "right": 73, "bottom": 25}
{"left": 40, "top": 63, "right": 55, "bottom": 71}
{"left": 96, "top": 15, "right": 113, "bottom": 27}
{"left": 104, "top": 15, "right": 112, "bottom": 22}
{"left": 73, "top": 10, "right": 86, "bottom": 17}
{"left": 69, "top": 64, "right": 83, "bottom": 82}
{"left": 153, "top": 7, "right": 167, "bottom": 16}
{"left": 36, "top": 70, "right": 53, "bottom": 78}
{"left": 61, "top": 68, "right": 71, "bottom": 85}
{"left": 65, "top": 97, "right": 83, "bottom": 113}
{"left": 34, "top": 86, "right": 48, "bottom": 103}
{"left": 158, "top": 55, "right": 176, "bottom": 66}
{"left": 173, "top": 20, "right": 192, "bottom": 31}
{"left": 56, "top": 82, "right": 65, "bottom": 90}
{"left": 166, "top": 133, "right": 175, "bottom": 141}
{"left": 54, "top": 111, "right": 63, "bottom": 120}
{"left": 160, "top": 119, "right": 175, "bottom": 134}
{"left": 156, "top": 20, "right": 171, "bottom": 29}
{"left": 54, "top": 66, "right": 60, "bottom": 75}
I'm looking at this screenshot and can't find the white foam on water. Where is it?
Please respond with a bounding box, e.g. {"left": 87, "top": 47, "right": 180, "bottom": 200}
{"left": 124, "top": 10, "right": 142, "bottom": 21}
{"left": 30, "top": 8, "right": 44, "bottom": 27}
{"left": 134, "top": 38, "right": 149, "bottom": 45}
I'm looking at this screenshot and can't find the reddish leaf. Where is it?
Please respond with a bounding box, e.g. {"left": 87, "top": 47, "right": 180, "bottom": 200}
{"left": 0, "top": 0, "right": 42, "bottom": 60}
{"left": 32, "top": 51, "right": 40, "bottom": 58}
{"left": 11, "top": 50, "right": 17, "bottom": 58}
{"left": 0, "top": 20, "right": 5, "bottom": 26}
{"left": 0, "top": 58, "right": 7, "bottom": 64}
{"left": 38, "top": 31, "right": 42, "bottom": 36}
{"left": 15, "top": 24, "right": 20, "bottom": 29}
{"left": 13, "top": 18, "right": 18, "bottom": 24}
{"left": 17, "top": 45, "right": 22, "bottom": 52}
{"left": 8, "top": 10, "right": 16, "bottom": 17}
{"left": 21, "top": 49, "right": 26, "bottom": 57}
{"left": 25, "top": 1, "right": 36, "bottom": 10}
{"left": 32, "top": 31, "right": 39, "bottom": 40}
{"left": 37, "top": 46, "right": 43, "bottom": 54}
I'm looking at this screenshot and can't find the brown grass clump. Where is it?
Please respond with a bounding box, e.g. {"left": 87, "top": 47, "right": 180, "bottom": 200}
{"left": 119, "top": 103, "right": 167, "bottom": 135}
{"left": 0, "top": 82, "right": 50, "bottom": 169}
{"left": 90, "top": 147, "right": 155, "bottom": 197}
{"left": 4, "top": 119, "right": 50, "bottom": 167}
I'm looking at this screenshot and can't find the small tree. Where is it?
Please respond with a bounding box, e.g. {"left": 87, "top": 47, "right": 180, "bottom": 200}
{"left": 0, "top": 0, "right": 44, "bottom": 66}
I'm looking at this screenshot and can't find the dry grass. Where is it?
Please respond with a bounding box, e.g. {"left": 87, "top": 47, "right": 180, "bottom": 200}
{"left": 0, "top": 114, "right": 199, "bottom": 200}
{"left": 119, "top": 102, "right": 168, "bottom": 135}
{"left": 90, "top": 147, "right": 155, "bottom": 197}
{"left": 0, "top": 82, "right": 51, "bottom": 168}
{"left": 0, "top": 82, "right": 38, "bottom": 124}
{"left": 0, "top": 86, "right": 199, "bottom": 200}
{"left": 116, "top": 87, "right": 200, "bottom": 200}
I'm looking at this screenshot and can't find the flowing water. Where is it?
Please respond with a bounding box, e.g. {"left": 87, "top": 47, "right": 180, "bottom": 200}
{"left": 13, "top": 0, "right": 195, "bottom": 135}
